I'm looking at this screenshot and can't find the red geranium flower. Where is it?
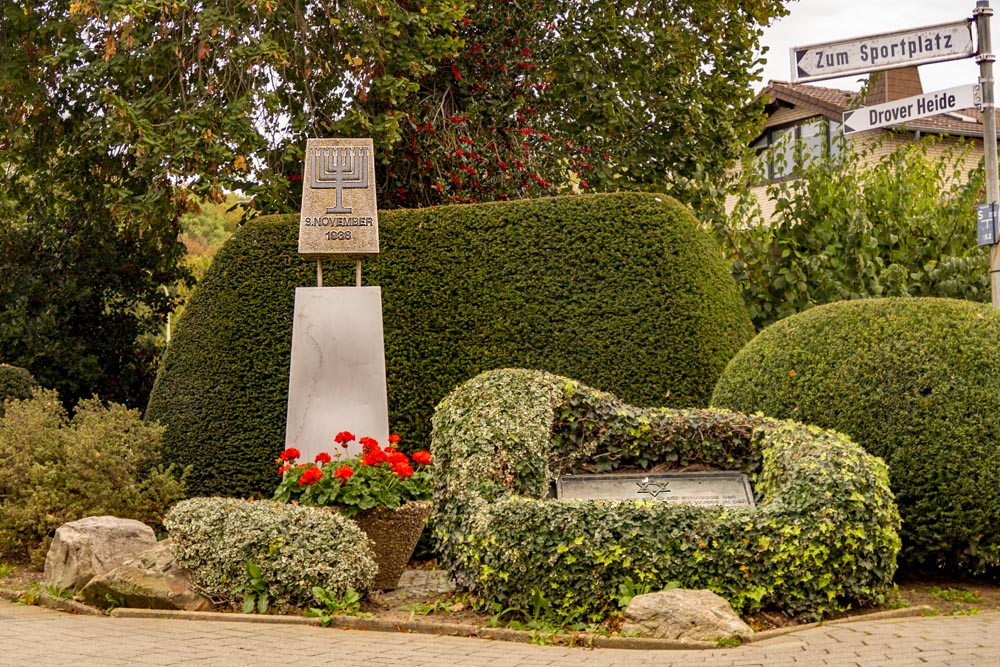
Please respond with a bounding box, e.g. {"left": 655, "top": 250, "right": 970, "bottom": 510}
{"left": 359, "top": 436, "right": 379, "bottom": 450}
{"left": 279, "top": 447, "right": 300, "bottom": 462}
{"left": 334, "top": 431, "right": 355, "bottom": 447}
{"left": 361, "top": 448, "right": 386, "bottom": 466}
{"left": 412, "top": 450, "right": 432, "bottom": 466}
{"left": 334, "top": 465, "right": 354, "bottom": 483}
{"left": 315, "top": 452, "right": 332, "bottom": 464}
{"left": 392, "top": 461, "right": 414, "bottom": 478}
{"left": 388, "top": 433, "right": 401, "bottom": 445}
{"left": 387, "top": 451, "right": 409, "bottom": 466}
{"left": 278, "top": 464, "right": 290, "bottom": 475}
{"left": 299, "top": 466, "right": 324, "bottom": 486}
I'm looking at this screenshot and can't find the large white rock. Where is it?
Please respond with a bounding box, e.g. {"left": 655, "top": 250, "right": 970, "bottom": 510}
{"left": 622, "top": 588, "right": 753, "bottom": 642}
{"left": 43, "top": 516, "right": 157, "bottom": 592}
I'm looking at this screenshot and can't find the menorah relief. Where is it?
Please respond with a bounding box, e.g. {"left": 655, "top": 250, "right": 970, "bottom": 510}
{"left": 309, "top": 145, "right": 370, "bottom": 214}
{"left": 299, "top": 137, "right": 378, "bottom": 259}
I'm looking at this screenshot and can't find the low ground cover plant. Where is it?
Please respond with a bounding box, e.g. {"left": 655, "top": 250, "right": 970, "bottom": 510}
{"left": 165, "top": 497, "right": 377, "bottom": 611}
{"left": 712, "top": 297, "right": 1000, "bottom": 576}
{"left": 0, "top": 388, "right": 186, "bottom": 566}
{"left": 431, "top": 368, "right": 901, "bottom": 623}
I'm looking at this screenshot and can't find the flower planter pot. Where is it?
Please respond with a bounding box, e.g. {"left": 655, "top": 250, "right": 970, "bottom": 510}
{"left": 352, "top": 501, "right": 431, "bottom": 591}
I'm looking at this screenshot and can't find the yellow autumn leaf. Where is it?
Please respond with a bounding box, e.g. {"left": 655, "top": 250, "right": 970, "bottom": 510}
{"left": 329, "top": 17, "right": 340, "bottom": 25}
{"left": 234, "top": 155, "right": 248, "bottom": 171}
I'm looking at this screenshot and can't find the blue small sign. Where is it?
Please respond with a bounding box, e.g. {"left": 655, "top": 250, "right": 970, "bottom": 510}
{"left": 978, "top": 202, "right": 998, "bottom": 247}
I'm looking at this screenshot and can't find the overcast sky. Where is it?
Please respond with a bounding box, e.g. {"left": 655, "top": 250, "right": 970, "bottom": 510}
{"left": 755, "top": 0, "right": 989, "bottom": 92}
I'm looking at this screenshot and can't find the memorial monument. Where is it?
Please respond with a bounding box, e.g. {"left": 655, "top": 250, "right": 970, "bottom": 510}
{"left": 285, "top": 138, "right": 388, "bottom": 460}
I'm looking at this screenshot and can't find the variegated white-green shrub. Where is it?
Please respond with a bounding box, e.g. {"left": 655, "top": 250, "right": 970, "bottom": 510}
{"left": 165, "top": 498, "right": 377, "bottom": 611}
{"left": 431, "top": 368, "right": 900, "bottom": 622}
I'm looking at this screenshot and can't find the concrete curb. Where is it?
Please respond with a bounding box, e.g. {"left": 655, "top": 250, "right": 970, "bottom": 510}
{"left": 108, "top": 607, "right": 719, "bottom": 649}
{"left": 748, "top": 605, "right": 933, "bottom": 642}
{"left": 1, "top": 585, "right": 933, "bottom": 651}
{"left": 0, "top": 587, "right": 104, "bottom": 616}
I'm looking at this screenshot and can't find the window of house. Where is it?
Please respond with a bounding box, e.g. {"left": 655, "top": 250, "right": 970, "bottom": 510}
{"left": 752, "top": 117, "right": 843, "bottom": 181}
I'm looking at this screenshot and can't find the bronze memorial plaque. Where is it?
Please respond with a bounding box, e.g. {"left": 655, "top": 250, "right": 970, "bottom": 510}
{"left": 555, "top": 471, "right": 755, "bottom": 508}
{"left": 298, "top": 137, "right": 379, "bottom": 258}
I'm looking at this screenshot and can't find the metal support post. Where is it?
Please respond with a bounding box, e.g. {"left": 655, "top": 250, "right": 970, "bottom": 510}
{"left": 976, "top": 0, "right": 1000, "bottom": 307}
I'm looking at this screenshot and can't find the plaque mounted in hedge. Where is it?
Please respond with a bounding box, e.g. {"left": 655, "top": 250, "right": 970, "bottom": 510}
{"left": 555, "top": 471, "right": 755, "bottom": 508}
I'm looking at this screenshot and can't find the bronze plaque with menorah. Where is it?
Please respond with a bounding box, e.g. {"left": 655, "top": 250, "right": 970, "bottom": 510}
{"left": 299, "top": 138, "right": 379, "bottom": 259}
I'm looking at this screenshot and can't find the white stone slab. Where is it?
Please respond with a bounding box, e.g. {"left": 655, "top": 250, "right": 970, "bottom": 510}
{"left": 285, "top": 287, "right": 389, "bottom": 462}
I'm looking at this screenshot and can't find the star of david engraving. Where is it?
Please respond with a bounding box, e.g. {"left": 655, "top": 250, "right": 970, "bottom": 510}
{"left": 635, "top": 477, "right": 672, "bottom": 498}
{"left": 309, "top": 145, "right": 370, "bottom": 214}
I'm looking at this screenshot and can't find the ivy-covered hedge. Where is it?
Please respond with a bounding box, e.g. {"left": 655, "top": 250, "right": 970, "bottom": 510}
{"left": 711, "top": 297, "right": 1000, "bottom": 575}
{"left": 147, "top": 193, "right": 753, "bottom": 497}
{"left": 431, "top": 368, "right": 900, "bottom": 621}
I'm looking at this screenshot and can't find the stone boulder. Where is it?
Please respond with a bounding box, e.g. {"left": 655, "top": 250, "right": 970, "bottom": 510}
{"left": 79, "top": 540, "right": 214, "bottom": 611}
{"left": 43, "top": 516, "right": 157, "bottom": 592}
{"left": 622, "top": 589, "right": 753, "bottom": 643}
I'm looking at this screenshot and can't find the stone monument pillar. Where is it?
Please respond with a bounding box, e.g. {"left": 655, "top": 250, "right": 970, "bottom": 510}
{"left": 284, "top": 138, "right": 388, "bottom": 460}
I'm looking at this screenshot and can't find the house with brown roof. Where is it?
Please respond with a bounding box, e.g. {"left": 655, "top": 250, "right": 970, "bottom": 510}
{"left": 740, "top": 66, "right": 987, "bottom": 219}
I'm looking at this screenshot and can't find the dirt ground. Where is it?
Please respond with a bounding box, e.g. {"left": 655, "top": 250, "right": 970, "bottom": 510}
{"left": 746, "top": 570, "right": 1000, "bottom": 631}
{"left": 5, "top": 561, "right": 999, "bottom": 634}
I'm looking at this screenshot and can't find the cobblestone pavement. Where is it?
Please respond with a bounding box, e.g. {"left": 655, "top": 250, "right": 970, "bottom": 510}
{"left": 2, "top": 600, "right": 1000, "bottom": 667}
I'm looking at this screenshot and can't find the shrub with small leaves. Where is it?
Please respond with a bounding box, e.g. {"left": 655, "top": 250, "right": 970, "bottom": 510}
{"left": 712, "top": 297, "right": 1000, "bottom": 575}
{"left": 0, "top": 364, "right": 38, "bottom": 417}
{"left": 147, "top": 192, "right": 754, "bottom": 498}
{"left": 165, "top": 497, "right": 377, "bottom": 611}
{"left": 0, "top": 388, "right": 186, "bottom": 566}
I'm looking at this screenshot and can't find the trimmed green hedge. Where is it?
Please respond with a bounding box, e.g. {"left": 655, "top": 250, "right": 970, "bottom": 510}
{"left": 147, "top": 193, "right": 753, "bottom": 498}
{"left": 0, "top": 364, "right": 38, "bottom": 417}
{"left": 711, "top": 297, "right": 1000, "bottom": 575}
{"left": 431, "top": 368, "right": 900, "bottom": 621}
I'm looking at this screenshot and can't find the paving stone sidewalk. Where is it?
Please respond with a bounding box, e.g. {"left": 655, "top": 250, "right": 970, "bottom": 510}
{"left": 1, "top": 599, "right": 999, "bottom": 667}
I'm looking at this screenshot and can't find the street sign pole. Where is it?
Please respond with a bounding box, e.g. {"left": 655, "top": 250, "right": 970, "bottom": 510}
{"left": 976, "top": 1, "right": 1000, "bottom": 307}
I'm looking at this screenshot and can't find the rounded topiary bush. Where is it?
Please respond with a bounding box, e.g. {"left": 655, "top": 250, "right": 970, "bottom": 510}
{"left": 147, "top": 192, "right": 754, "bottom": 498}
{"left": 165, "top": 497, "right": 377, "bottom": 611}
{"left": 432, "top": 368, "right": 900, "bottom": 621}
{"left": 0, "top": 364, "right": 38, "bottom": 417}
{"left": 711, "top": 297, "right": 1000, "bottom": 575}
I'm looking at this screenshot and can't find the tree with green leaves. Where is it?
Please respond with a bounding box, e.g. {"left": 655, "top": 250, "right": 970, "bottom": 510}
{"left": 343, "top": 0, "right": 790, "bottom": 212}
{"left": 718, "top": 134, "right": 989, "bottom": 330}
{"left": 1, "top": 0, "right": 786, "bottom": 407}
{"left": 0, "top": 0, "right": 464, "bottom": 408}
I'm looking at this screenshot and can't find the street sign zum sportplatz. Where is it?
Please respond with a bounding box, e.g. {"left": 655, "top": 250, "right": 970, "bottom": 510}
{"left": 842, "top": 84, "right": 981, "bottom": 135}
{"left": 791, "top": 20, "right": 974, "bottom": 83}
